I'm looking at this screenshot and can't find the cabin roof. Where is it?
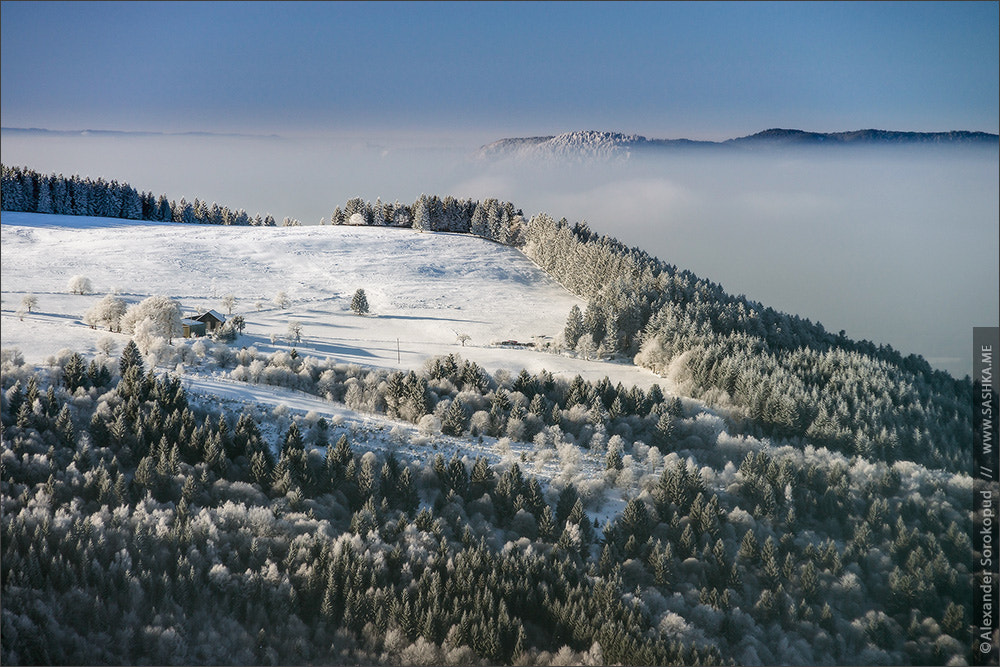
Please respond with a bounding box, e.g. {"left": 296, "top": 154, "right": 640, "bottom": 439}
{"left": 192, "top": 309, "right": 226, "bottom": 323}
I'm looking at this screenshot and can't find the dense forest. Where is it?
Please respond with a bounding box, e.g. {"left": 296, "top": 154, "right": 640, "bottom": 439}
{"left": 1, "top": 339, "right": 974, "bottom": 665}
{"left": 0, "top": 164, "right": 282, "bottom": 226}
{"left": 1, "top": 165, "right": 981, "bottom": 664}
{"left": 521, "top": 215, "right": 972, "bottom": 475}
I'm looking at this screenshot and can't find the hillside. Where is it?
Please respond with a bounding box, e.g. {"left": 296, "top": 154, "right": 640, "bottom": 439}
{"left": 0, "top": 210, "right": 982, "bottom": 666}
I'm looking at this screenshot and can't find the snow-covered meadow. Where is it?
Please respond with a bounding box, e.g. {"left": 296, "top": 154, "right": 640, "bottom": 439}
{"left": 1, "top": 212, "right": 664, "bottom": 385}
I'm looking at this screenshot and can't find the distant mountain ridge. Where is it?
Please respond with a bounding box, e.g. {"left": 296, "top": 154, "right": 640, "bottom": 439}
{"left": 477, "top": 127, "right": 999, "bottom": 161}
{"left": 1, "top": 126, "right": 281, "bottom": 140}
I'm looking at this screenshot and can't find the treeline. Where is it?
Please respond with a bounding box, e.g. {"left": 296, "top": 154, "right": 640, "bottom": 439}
{"left": 521, "top": 214, "right": 973, "bottom": 475}
{"left": 330, "top": 194, "right": 525, "bottom": 245}
{"left": 2, "top": 344, "right": 973, "bottom": 665}
{"left": 0, "top": 164, "right": 280, "bottom": 226}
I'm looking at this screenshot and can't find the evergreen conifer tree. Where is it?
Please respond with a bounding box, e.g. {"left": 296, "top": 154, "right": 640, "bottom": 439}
{"left": 563, "top": 305, "right": 584, "bottom": 349}
{"left": 351, "top": 289, "right": 369, "bottom": 315}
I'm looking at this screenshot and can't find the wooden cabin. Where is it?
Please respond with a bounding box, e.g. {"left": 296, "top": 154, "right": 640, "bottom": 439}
{"left": 191, "top": 309, "right": 227, "bottom": 333}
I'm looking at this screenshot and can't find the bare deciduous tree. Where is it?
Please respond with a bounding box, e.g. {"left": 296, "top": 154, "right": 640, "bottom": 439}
{"left": 21, "top": 294, "right": 38, "bottom": 313}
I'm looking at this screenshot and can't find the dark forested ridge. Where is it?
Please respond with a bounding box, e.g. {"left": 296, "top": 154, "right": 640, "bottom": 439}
{"left": 0, "top": 165, "right": 525, "bottom": 235}
{"left": 1, "top": 340, "right": 974, "bottom": 665}
{"left": 521, "top": 215, "right": 973, "bottom": 475}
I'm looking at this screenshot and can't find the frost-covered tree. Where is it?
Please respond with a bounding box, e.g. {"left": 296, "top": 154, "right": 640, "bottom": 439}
{"left": 121, "top": 295, "right": 183, "bottom": 344}
{"left": 393, "top": 202, "right": 411, "bottom": 227}
{"left": 412, "top": 195, "right": 430, "bottom": 231}
{"left": 576, "top": 334, "right": 598, "bottom": 360}
{"left": 36, "top": 177, "right": 53, "bottom": 213}
{"left": 441, "top": 398, "right": 467, "bottom": 436}
{"left": 67, "top": 275, "right": 93, "bottom": 295}
{"left": 84, "top": 294, "right": 127, "bottom": 331}
{"left": 97, "top": 335, "right": 117, "bottom": 357}
{"left": 221, "top": 294, "right": 236, "bottom": 316}
{"left": 351, "top": 289, "right": 369, "bottom": 315}
{"left": 20, "top": 294, "right": 38, "bottom": 313}
{"left": 287, "top": 320, "right": 303, "bottom": 343}
{"left": 563, "top": 305, "right": 584, "bottom": 349}
{"left": 228, "top": 314, "right": 246, "bottom": 334}
{"left": 274, "top": 291, "right": 291, "bottom": 310}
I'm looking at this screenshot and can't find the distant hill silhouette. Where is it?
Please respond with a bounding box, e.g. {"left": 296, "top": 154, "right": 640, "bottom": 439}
{"left": 477, "top": 128, "right": 999, "bottom": 161}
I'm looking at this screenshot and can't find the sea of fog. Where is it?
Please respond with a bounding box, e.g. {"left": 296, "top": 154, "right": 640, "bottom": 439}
{"left": 2, "top": 130, "right": 997, "bottom": 378}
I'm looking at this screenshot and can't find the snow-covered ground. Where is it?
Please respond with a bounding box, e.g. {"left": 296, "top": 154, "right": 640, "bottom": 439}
{"left": 1, "top": 212, "right": 664, "bottom": 390}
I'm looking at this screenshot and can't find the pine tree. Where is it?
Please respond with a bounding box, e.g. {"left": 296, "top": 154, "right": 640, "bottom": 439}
{"left": 62, "top": 353, "right": 86, "bottom": 391}
{"left": 281, "top": 422, "right": 304, "bottom": 455}
{"left": 412, "top": 195, "right": 430, "bottom": 231}
{"left": 583, "top": 302, "right": 606, "bottom": 346}
{"left": 941, "top": 600, "right": 966, "bottom": 638}
{"left": 358, "top": 454, "right": 378, "bottom": 500}
{"left": 55, "top": 404, "right": 75, "bottom": 446}
{"left": 605, "top": 444, "right": 623, "bottom": 471}
{"left": 441, "top": 398, "right": 467, "bottom": 436}
{"left": 563, "top": 305, "right": 584, "bottom": 349}
{"left": 351, "top": 289, "right": 369, "bottom": 315}
{"left": 36, "top": 177, "right": 53, "bottom": 213}
{"left": 738, "top": 529, "right": 759, "bottom": 562}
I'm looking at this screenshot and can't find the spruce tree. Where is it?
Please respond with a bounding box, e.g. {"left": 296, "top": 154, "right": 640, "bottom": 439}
{"left": 563, "top": 305, "right": 584, "bottom": 349}
{"left": 351, "top": 289, "right": 369, "bottom": 315}
{"left": 441, "top": 398, "right": 467, "bottom": 436}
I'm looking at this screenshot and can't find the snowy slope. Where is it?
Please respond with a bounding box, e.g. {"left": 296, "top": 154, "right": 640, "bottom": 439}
{"left": 1, "top": 212, "right": 664, "bottom": 389}
{"left": 476, "top": 130, "right": 649, "bottom": 162}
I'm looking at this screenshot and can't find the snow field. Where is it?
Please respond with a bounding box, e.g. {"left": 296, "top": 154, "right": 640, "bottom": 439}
{"left": 1, "top": 212, "right": 665, "bottom": 389}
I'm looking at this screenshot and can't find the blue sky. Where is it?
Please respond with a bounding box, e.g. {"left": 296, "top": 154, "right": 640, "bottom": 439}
{"left": 2, "top": 0, "right": 998, "bottom": 138}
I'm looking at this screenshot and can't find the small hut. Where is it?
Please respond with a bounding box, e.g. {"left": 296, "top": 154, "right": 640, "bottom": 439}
{"left": 182, "top": 318, "right": 207, "bottom": 338}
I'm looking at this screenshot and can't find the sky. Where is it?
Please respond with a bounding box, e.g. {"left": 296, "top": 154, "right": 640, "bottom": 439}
{"left": 1, "top": 1, "right": 998, "bottom": 140}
